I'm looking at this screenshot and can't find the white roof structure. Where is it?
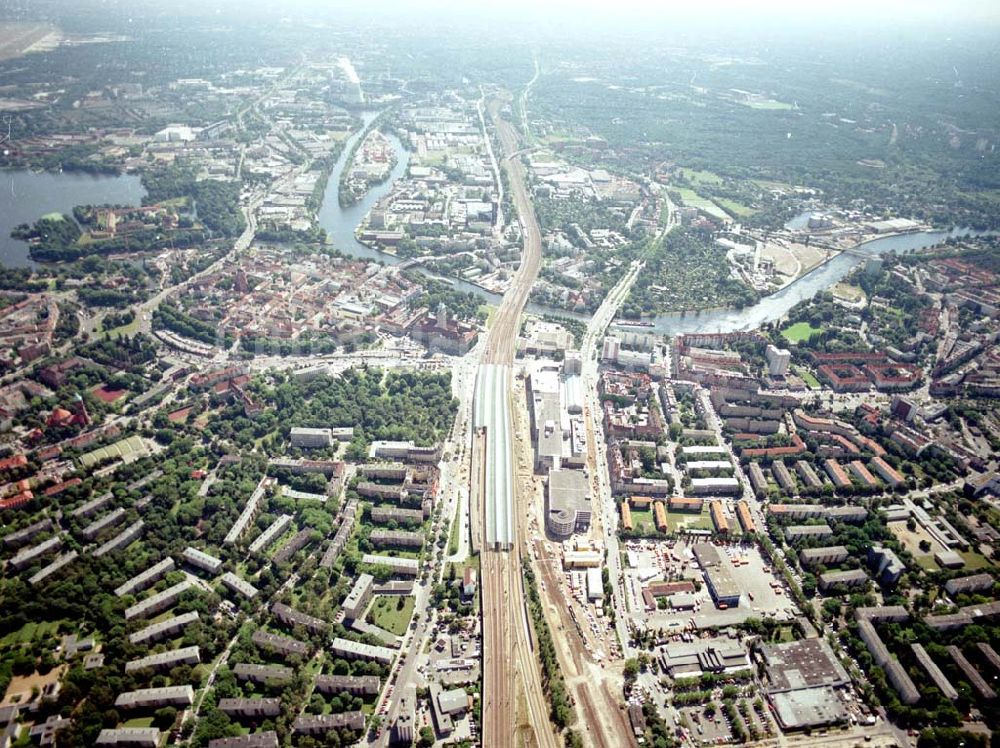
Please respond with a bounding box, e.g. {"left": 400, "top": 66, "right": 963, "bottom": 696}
{"left": 475, "top": 364, "right": 513, "bottom": 550}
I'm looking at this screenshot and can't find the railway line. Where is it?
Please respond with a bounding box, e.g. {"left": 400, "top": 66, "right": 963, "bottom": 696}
{"left": 478, "top": 95, "right": 555, "bottom": 748}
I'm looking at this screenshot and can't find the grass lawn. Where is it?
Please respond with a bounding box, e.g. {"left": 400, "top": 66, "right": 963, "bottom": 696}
{"left": 122, "top": 717, "right": 155, "bottom": 728}
{"left": 795, "top": 367, "right": 821, "bottom": 389}
{"left": 448, "top": 510, "right": 461, "bottom": 556}
{"left": 630, "top": 508, "right": 655, "bottom": 534}
{"left": 781, "top": 322, "right": 823, "bottom": 343}
{"left": 680, "top": 168, "right": 724, "bottom": 186}
{"left": 959, "top": 550, "right": 994, "bottom": 570}
{"left": 716, "top": 198, "right": 755, "bottom": 218}
{"left": 103, "top": 314, "right": 141, "bottom": 339}
{"left": 665, "top": 508, "right": 713, "bottom": 532}
{"left": 676, "top": 188, "right": 731, "bottom": 222}
{"left": 0, "top": 620, "right": 64, "bottom": 647}
{"left": 367, "top": 596, "right": 415, "bottom": 636}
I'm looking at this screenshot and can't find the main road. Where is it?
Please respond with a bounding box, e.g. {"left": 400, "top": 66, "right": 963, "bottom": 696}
{"left": 478, "top": 95, "right": 558, "bottom": 748}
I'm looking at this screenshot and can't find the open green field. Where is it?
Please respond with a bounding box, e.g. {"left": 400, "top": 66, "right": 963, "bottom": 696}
{"left": 79, "top": 435, "right": 150, "bottom": 468}
{"left": 716, "top": 197, "right": 755, "bottom": 218}
{"left": 795, "top": 367, "right": 821, "bottom": 389}
{"left": 368, "top": 596, "right": 414, "bottom": 636}
{"left": 676, "top": 188, "right": 731, "bottom": 222}
{"left": 0, "top": 620, "right": 64, "bottom": 647}
{"left": 665, "top": 508, "right": 713, "bottom": 532}
{"left": 781, "top": 322, "right": 823, "bottom": 343}
{"left": 680, "top": 168, "right": 724, "bottom": 186}
{"left": 122, "top": 717, "right": 155, "bottom": 728}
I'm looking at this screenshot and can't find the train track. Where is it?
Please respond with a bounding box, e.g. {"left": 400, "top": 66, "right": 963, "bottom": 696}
{"left": 478, "top": 96, "right": 555, "bottom": 748}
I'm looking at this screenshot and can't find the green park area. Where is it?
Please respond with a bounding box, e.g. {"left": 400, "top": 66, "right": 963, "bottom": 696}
{"left": 781, "top": 321, "right": 823, "bottom": 343}
{"left": 368, "top": 596, "right": 415, "bottom": 636}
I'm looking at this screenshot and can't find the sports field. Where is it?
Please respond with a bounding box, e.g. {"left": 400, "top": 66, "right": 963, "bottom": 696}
{"left": 79, "top": 435, "right": 150, "bottom": 468}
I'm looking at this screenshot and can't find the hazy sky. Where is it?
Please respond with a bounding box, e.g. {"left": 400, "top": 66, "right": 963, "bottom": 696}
{"left": 298, "top": 0, "right": 1000, "bottom": 26}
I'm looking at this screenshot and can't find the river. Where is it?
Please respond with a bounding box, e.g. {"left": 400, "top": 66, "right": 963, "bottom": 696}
{"left": 316, "top": 112, "right": 505, "bottom": 306}
{"left": 319, "top": 129, "right": 995, "bottom": 335}
{"left": 623, "top": 227, "right": 994, "bottom": 337}
{"left": 0, "top": 170, "right": 146, "bottom": 268}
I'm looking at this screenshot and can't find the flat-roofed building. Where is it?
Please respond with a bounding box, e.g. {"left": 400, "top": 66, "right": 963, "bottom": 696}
{"left": 217, "top": 698, "right": 281, "bottom": 719}
{"left": 362, "top": 554, "right": 418, "bottom": 576}
{"left": 129, "top": 611, "right": 200, "bottom": 645}
{"left": 224, "top": 479, "right": 268, "bottom": 545}
{"left": 3, "top": 518, "right": 53, "bottom": 549}
{"left": 252, "top": 629, "right": 308, "bottom": 657}
{"left": 93, "top": 520, "right": 144, "bottom": 558}
{"left": 125, "top": 646, "right": 200, "bottom": 673}
{"left": 232, "top": 663, "right": 293, "bottom": 686}
{"left": 248, "top": 514, "right": 293, "bottom": 555}
{"left": 290, "top": 427, "right": 332, "bottom": 449}
{"left": 370, "top": 506, "right": 424, "bottom": 525}
{"left": 784, "top": 524, "right": 833, "bottom": 542}
{"left": 29, "top": 551, "right": 78, "bottom": 586}
{"left": 563, "top": 550, "right": 602, "bottom": 568}
{"left": 293, "top": 712, "right": 366, "bottom": 736}
{"left": 947, "top": 645, "right": 996, "bottom": 699}
{"left": 81, "top": 508, "right": 127, "bottom": 541}
{"left": 116, "top": 558, "right": 175, "bottom": 598}
{"left": 271, "top": 602, "right": 327, "bottom": 634}
{"left": 9, "top": 535, "right": 62, "bottom": 571}
{"left": 689, "top": 477, "right": 740, "bottom": 495}
{"left": 868, "top": 546, "right": 905, "bottom": 586}
{"left": 944, "top": 573, "right": 994, "bottom": 597}
{"left": 911, "top": 644, "right": 958, "bottom": 700}
{"left": 826, "top": 505, "right": 868, "bottom": 523}
{"left": 855, "top": 605, "right": 910, "bottom": 623}
{"left": 772, "top": 461, "right": 797, "bottom": 493}
{"left": 795, "top": 461, "right": 823, "bottom": 490}
{"left": 313, "top": 674, "right": 379, "bottom": 696}
{"left": 343, "top": 573, "right": 374, "bottom": 620}
{"left": 208, "top": 733, "right": 279, "bottom": 748}
{"left": 546, "top": 469, "right": 591, "bottom": 538}
{"left": 182, "top": 546, "right": 223, "bottom": 574}
{"left": 95, "top": 728, "right": 161, "bottom": 747}
{"left": 800, "top": 546, "right": 850, "bottom": 568}
{"left": 747, "top": 462, "right": 768, "bottom": 498}
{"left": 658, "top": 638, "right": 749, "bottom": 677}
{"left": 857, "top": 619, "right": 918, "bottom": 704}
{"left": 370, "top": 529, "right": 423, "bottom": 549}
{"left": 72, "top": 493, "right": 113, "bottom": 519}
{"left": 703, "top": 562, "right": 740, "bottom": 608}
{"left": 331, "top": 637, "right": 396, "bottom": 665}
{"left": 818, "top": 568, "right": 869, "bottom": 591}
{"left": 115, "top": 685, "right": 195, "bottom": 710}
{"left": 125, "top": 579, "right": 194, "bottom": 621}
{"left": 220, "top": 572, "right": 258, "bottom": 600}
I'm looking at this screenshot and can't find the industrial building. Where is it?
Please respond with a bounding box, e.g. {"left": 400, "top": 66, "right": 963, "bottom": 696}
{"left": 758, "top": 638, "right": 851, "bottom": 730}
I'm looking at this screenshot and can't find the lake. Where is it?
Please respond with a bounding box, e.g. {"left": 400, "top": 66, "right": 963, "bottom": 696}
{"left": 0, "top": 170, "right": 146, "bottom": 268}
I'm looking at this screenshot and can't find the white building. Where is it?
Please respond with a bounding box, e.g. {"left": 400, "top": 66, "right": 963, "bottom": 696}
{"left": 766, "top": 345, "right": 791, "bottom": 377}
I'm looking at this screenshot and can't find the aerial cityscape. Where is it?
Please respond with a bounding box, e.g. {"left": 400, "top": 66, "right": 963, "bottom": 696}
{"left": 1, "top": 1, "right": 999, "bottom": 747}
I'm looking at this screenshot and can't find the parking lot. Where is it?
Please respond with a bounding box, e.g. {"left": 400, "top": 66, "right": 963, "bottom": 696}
{"left": 623, "top": 538, "right": 799, "bottom": 631}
